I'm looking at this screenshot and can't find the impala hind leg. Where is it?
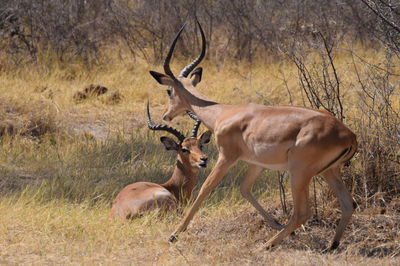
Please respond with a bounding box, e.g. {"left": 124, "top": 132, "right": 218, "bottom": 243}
{"left": 240, "top": 164, "right": 284, "bottom": 230}
{"left": 322, "top": 167, "right": 356, "bottom": 250}
{"left": 264, "top": 171, "right": 312, "bottom": 248}
{"left": 169, "top": 156, "right": 234, "bottom": 242}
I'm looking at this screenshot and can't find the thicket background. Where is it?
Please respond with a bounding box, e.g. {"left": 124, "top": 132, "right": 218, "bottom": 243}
{"left": 1, "top": 0, "right": 399, "bottom": 62}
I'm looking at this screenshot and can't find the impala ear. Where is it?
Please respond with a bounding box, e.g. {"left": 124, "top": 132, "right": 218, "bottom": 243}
{"left": 149, "top": 71, "right": 174, "bottom": 86}
{"left": 199, "top": 130, "right": 212, "bottom": 145}
{"left": 190, "top": 67, "right": 202, "bottom": 86}
{"left": 160, "top": 136, "right": 179, "bottom": 151}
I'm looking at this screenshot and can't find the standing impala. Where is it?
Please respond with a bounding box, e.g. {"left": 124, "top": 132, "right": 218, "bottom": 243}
{"left": 110, "top": 103, "right": 211, "bottom": 219}
{"left": 149, "top": 21, "right": 358, "bottom": 250}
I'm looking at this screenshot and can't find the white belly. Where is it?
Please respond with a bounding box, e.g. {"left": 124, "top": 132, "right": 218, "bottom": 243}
{"left": 242, "top": 158, "right": 288, "bottom": 171}
{"left": 152, "top": 189, "right": 172, "bottom": 199}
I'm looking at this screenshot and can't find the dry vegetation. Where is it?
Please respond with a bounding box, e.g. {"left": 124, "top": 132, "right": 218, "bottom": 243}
{"left": 0, "top": 195, "right": 398, "bottom": 265}
{"left": 0, "top": 49, "right": 398, "bottom": 265}
{"left": 0, "top": 0, "right": 399, "bottom": 265}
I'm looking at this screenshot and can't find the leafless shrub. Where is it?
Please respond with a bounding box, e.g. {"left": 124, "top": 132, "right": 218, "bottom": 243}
{"left": 0, "top": 0, "right": 111, "bottom": 66}
{"left": 0, "top": 0, "right": 395, "bottom": 66}
{"left": 287, "top": 31, "right": 345, "bottom": 120}
{"left": 282, "top": 18, "right": 399, "bottom": 208}
{"left": 360, "top": 0, "right": 400, "bottom": 56}
{"left": 350, "top": 51, "right": 400, "bottom": 206}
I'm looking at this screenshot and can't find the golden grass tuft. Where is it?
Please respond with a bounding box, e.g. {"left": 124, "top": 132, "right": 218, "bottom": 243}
{"left": 0, "top": 97, "right": 59, "bottom": 138}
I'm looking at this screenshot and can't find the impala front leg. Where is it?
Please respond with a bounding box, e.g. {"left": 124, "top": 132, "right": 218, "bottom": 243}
{"left": 240, "top": 164, "right": 284, "bottom": 230}
{"left": 169, "top": 156, "right": 234, "bottom": 242}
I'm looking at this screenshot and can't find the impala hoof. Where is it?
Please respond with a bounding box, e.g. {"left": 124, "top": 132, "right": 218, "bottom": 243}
{"left": 168, "top": 234, "right": 178, "bottom": 243}
{"left": 322, "top": 241, "right": 339, "bottom": 253}
{"left": 255, "top": 243, "right": 274, "bottom": 253}
{"left": 330, "top": 241, "right": 339, "bottom": 250}
{"left": 262, "top": 243, "right": 275, "bottom": 252}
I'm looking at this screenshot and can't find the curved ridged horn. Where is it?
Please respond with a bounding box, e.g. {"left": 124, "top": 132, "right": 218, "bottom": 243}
{"left": 146, "top": 102, "right": 185, "bottom": 142}
{"left": 179, "top": 20, "right": 206, "bottom": 78}
{"left": 186, "top": 111, "right": 201, "bottom": 137}
{"left": 163, "top": 24, "right": 186, "bottom": 80}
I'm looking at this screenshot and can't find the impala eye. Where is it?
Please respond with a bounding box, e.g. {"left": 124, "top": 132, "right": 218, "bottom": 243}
{"left": 166, "top": 89, "right": 172, "bottom": 97}
{"left": 181, "top": 147, "right": 190, "bottom": 153}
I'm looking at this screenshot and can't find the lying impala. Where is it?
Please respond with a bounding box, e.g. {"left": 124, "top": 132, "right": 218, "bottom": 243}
{"left": 110, "top": 103, "right": 211, "bottom": 219}
{"left": 149, "top": 21, "right": 358, "bottom": 250}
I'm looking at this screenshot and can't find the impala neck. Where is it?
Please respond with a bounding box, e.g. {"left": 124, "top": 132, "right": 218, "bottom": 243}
{"left": 161, "top": 159, "right": 197, "bottom": 203}
{"left": 177, "top": 82, "right": 222, "bottom": 131}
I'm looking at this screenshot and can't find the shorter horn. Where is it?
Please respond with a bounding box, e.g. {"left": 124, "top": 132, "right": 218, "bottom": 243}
{"left": 146, "top": 102, "right": 185, "bottom": 142}
{"left": 186, "top": 111, "right": 201, "bottom": 137}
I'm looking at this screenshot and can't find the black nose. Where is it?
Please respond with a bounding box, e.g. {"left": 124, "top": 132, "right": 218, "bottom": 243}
{"left": 201, "top": 157, "right": 208, "bottom": 162}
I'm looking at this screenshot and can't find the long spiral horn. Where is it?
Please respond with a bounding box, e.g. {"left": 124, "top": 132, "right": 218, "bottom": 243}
{"left": 186, "top": 111, "right": 201, "bottom": 137}
{"left": 146, "top": 102, "right": 185, "bottom": 142}
{"left": 163, "top": 24, "right": 186, "bottom": 80}
{"left": 179, "top": 20, "right": 206, "bottom": 78}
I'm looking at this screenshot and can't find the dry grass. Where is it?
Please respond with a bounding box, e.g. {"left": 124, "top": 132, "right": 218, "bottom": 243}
{"left": 0, "top": 195, "right": 398, "bottom": 265}
{"left": 0, "top": 97, "right": 58, "bottom": 137}
{"left": 0, "top": 46, "right": 399, "bottom": 264}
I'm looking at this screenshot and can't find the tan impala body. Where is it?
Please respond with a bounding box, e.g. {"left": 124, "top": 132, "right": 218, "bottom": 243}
{"left": 149, "top": 21, "right": 358, "bottom": 250}
{"left": 111, "top": 182, "right": 175, "bottom": 219}
{"left": 110, "top": 104, "right": 211, "bottom": 219}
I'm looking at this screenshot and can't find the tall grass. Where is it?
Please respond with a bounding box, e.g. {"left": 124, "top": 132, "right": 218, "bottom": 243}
{"left": 0, "top": 129, "right": 281, "bottom": 207}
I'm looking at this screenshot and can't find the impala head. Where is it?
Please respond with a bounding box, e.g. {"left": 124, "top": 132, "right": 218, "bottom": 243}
{"left": 146, "top": 103, "right": 211, "bottom": 170}
{"left": 149, "top": 20, "right": 206, "bottom": 121}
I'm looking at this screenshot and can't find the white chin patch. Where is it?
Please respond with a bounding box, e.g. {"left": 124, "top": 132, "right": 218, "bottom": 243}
{"left": 197, "top": 163, "right": 207, "bottom": 168}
